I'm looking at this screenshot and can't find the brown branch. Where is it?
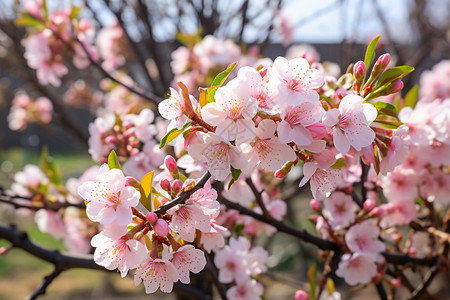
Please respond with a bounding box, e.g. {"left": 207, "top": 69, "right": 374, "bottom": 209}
{"left": 26, "top": 266, "right": 63, "bottom": 300}
{"left": 154, "top": 171, "right": 211, "bottom": 216}
{"left": 245, "top": 177, "right": 272, "bottom": 219}
{"left": 0, "top": 190, "right": 85, "bottom": 211}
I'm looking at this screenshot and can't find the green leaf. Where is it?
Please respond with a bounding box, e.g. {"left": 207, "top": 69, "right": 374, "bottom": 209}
{"left": 227, "top": 166, "right": 242, "bottom": 189}
{"left": 375, "top": 66, "right": 414, "bottom": 88}
{"left": 211, "top": 62, "right": 237, "bottom": 87}
{"left": 329, "top": 158, "right": 347, "bottom": 170}
{"left": 364, "top": 35, "right": 381, "bottom": 69}
{"left": 69, "top": 6, "right": 82, "bottom": 20}
{"left": 372, "top": 101, "right": 398, "bottom": 118}
{"left": 374, "top": 115, "right": 402, "bottom": 129}
{"left": 205, "top": 62, "right": 238, "bottom": 104}
{"left": 159, "top": 121, "right": 192, "bottom": 149}
{"left": 140, "top": 171, "right": 154, "bottom": 212}
{"left": 326, "top": 278, "right": 335, "bottom": 296}
{"left": 107, "top": 150, "right": 121, "bottom": 170}
{"left": 307, "top": 264, "right": 317, "bottom": 300}
{"left": 15, "top": 13, "right": 45, "bottom": 29}
{"left": 404, "top": 85, "right": 419, "bottom": 108}
{"left": 40, "top": 146, "right": 61, "bottom": 186}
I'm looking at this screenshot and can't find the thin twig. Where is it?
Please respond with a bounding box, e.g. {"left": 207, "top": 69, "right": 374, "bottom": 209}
{"left": 245, "top": 177, "right": 272, "bottom": 219}
{"left": 26, "top": 265, "right": 63, "bottom": 300}
{"left": 375, "top": 282, "right": 388, "bottom": 300}
{"left": 154, "top": 171, "right": 211, "bottom": 216}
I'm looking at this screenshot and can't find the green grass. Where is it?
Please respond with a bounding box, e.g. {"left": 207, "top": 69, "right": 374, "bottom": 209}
{"left": 0, "top": 148, "right": 94, "bottom": 187}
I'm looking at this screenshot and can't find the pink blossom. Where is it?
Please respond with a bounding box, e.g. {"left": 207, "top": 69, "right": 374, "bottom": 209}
{"left": 409, "top": 232, "right": 431, "bottom": 258}
{"left": 201, "top": 83, "right": 257, "bottom": 142}
{"left": 77, "top": 165, "right": 141, "bottom": 225}
{"left": 277, "top": 102, "right": 324, "bottom": 146}
{"left": 323, "top": 95, "right": 377, "bottom": 154}
{"left": 199, "top": 221, "right": 229, "bottom": 253}
{"left": 380, "top": 126, "right": 409, "bottom": 175}
{"left": 345, "top": 219, "right": 385, "bottom": 261}
{"left": 96, "top": 23, "right": 126, "bottom": 71}
{"left": 269, "top": 57, "right": 324, "bottom": 106}
{"left": 158, "top": 87, "right": 198, "bottom": 130}
{"left": 419, "top": 60, "right": 450, "bottom": 101}
{"left": 420, "top": 169, "right": 450, "bottom": 206}
{"left": 381, "top": 168, "right": 419, "bottom": 202}
{"left": 222, "top": 179, "right": 255, "bottom": 207}
{"left": 134, "top": 254, "right": 179, "bottom": 293}
{"left": 299, "top": 150, "right": 341, "bottom": 199}
{"left": 123, "top": 108, "right": 155, "bottom": 142}
{"left": 323, "top": 191, "right": 358, "bottom": 229}
{"left": 22, "top": 32, "right": 68, "bottom": 86}
{"left": 242, "top": 119, "right": 297, "bottom": 172}
{"left": 168, "top": 203, "right": 211, "bottom": 242}
{"left": 171, "top": 245, "right": 206, "bottom": 284}
{"left": 34, "top": 209, "right": 66, "bottom": 239}
{"left": 226, "top": 279, "right": 264, "bottom": 300}
{"left": 91, "top": 222, "right": 147, "bottom": 277}
{"left": 398, "top": 103, "right": 436, "bottom": 146}
{"left": 88, "top": 114, "right": 115, "bottom": 162}
{"left": 122, "top": 141, "right": 165, "bottom": 181}
{"left": 14, "top": 164, "right": 48, "bottom": 190}
{"left": 336, "top": 253, "right": 377, "bottom": 285}
{"left": 379, "top": 200, "right": 418, "bottom": 228}
{"left": 188, "top": 132, "right": 247, "bottom": 181}
{"left": 187, "top": 180, "right": 220, "bottom": 216}
{"left": 63, "top": 207, "right": 90, "bottom": 253}
{"left": 286, "top": 44, "right": 320, "bottom": 63}
{"left": 214, "top": 241, "right": 249, "bottom": 283}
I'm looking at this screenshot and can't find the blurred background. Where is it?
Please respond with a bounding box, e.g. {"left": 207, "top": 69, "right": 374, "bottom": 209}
{"left": 0, "top": 0, "right": 449, "bottom": 299}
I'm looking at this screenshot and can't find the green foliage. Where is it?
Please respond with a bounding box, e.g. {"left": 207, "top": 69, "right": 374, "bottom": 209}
{"left": 404, "top": 85, "right": 419, "bottom": 108}
{"left": 107, "top": 150, "right": 121, "bottom": 170}
{"left": 364, "top": 35, "right": 381, "bottom": 68}
{"left": 140, "top": 171, "right": 154, "bottom": 212}
{"left": 227, "top": 166, "right": 242, "bottom": 189}
{"left": 159, "top": 122, "right": 192, "bottom": 149}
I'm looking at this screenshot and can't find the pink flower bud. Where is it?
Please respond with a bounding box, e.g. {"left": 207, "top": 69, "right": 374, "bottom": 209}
{"left": 171, "top": 179, "right": 183, "bottom": 194}
{"left": 377, "top": 53, "right": 390, "bottom": 69}
{"left": 244, "top": 224, "right": 256, "bottom": 235}
{"left": 129, "top": 148, "right": 140, "bottom": 156}
{"left": 122, "top": 120, "right": 132, "bottom": 130}
{"left": 123, "top": 128, "right": 135, "bottom": 139}
{"left": 353, "top": 60, "right": 366, "bottom": 79}
{"left": 125, "top": 176, "right": 140, "bottom": 189}
{"left": 364, "top": 199, "right": 376, "bottom": 213}
{"left": 408, "top": 247, "right": 417, "bottom": 256}
{"left": 154, "top": 219, "right": 169, "bottom": 236}
{"left": 104, "top": 135, "right": 117, "bottom": 144}
{"left": 391, "top": 278, "right": 401, "bottom": 288}
{"left": 164, "top": 155, "right": 178, "bottom": 172}
{"left": 160, "top": 179, "right": 171, "bottom": 191}
{"left": 295, "top": 290, "right": 309, "bottom": 300}
{"left": 371, "top": 207, "right": 385, "bottom": 218}
{"left": 310, "top": 62, "right": 320, "bottom": 70}
{"left": 146, "top": 212, "right": 158, "bottom": 223}
{"left": 275, "top": 169, "right": 287, "bottom": 179}
{"left": 309, "top": 199, "right": 321, "bottom": 211}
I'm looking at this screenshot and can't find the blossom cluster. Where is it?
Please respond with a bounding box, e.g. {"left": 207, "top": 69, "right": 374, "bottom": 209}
{"left": 7, "top": 93, "right": 52, "bottom": 131}
{"left": 76, "top": 157, "right": 231, "bottom": 293}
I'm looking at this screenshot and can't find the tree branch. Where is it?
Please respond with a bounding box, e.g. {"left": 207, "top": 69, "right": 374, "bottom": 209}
{"left": 154, "top": 171, "right": 211, "bottom": 216}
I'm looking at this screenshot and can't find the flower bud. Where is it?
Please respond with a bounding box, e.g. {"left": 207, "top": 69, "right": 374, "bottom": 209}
{"left": 171, "top": 179, "right": 183, "bottom": 194}
{"left": 164, "top": 155, "right": 178, "bottom": 172}
{"left": 125, "top": 176, "right": 140, "bottom": 189}
{"left": 309, "top": 199, "right": 321, "bottom": 211}
{"left": 391, "top": 278, "right": 401, "bottom": 288}
{"left": 0, "top": 246, "right": 10, "bottom": 255}
{"left": 244, "top": 224, "right": 256, "bottom": 235}
{"left": 354, "top": 60, "right": 366, "bottom": 80}
{"left": 371, "top": 53, "right": 390, "bottom": 78}
{"left": 160, "top": 179, "right": 171, "bottom": 191}
{"left": 122, "top": 120, "right": 133, "bottom": 130}
{"left": 363, "top": 199, "right": 376, "bottom": 213}
{"left": 146, "top": 212, "right": 158, "bottom": 223}
{"left": 123, "top": 128, "right": 135, "bottom": 139}
{"left": 154, "top": 219, "right": 169, "bottom": 236}
{"left": 275, "top": 161, "right": 294, "bottom": 178}
{"left": 295, "top": 290, "right": 309, "bottom": 300}
{"left": 371, "top": 207, "right": 385, "bottom": 218}
{"left": 380, "top": 80, "right": 403, "bottom": 96}
{"left": 104, "top": 135, "right": 118, "bottom": 144}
